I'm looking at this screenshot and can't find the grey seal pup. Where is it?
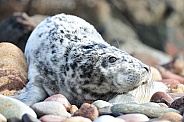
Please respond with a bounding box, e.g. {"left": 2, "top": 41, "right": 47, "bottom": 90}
{"left": 13, "top": 14, "right": 151, "bottom": 106}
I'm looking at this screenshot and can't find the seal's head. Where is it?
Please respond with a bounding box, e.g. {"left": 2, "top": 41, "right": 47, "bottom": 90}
{"left": 99, "top": 46, "right": 151, "bottom": 93}
{"left": 68, "top": 42, "right": 151, "bottom": 98}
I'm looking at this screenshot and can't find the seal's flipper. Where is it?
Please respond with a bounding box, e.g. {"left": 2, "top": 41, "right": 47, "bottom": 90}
{"left": 11, "top": 65, "right": 48, "bottom": 106}
{"left": 12, "top": 82, "right": 48, "bottom": 106}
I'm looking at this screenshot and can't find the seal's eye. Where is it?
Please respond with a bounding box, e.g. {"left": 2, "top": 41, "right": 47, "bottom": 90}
{"left": 109, "top": 56, "right": 117, "bottom": 63}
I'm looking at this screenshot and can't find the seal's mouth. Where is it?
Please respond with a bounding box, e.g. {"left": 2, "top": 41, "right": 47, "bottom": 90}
{"left": 115, "top": 85, "right": 140, "bottom": 94}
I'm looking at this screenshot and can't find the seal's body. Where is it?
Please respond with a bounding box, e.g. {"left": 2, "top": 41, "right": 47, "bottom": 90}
{"left": 14, "top": 14, "right": 151, "bottom": 106}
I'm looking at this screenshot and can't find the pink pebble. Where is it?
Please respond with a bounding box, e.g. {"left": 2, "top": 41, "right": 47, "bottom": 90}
{"left": 44, "top": 94, "right": 71, "bottom": 111}
{"left": 117, "top": 114, "right": 149, "bottom": 122}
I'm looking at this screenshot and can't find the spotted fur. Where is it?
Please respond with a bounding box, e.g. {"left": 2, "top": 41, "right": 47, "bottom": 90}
{"left": 13, "top": 14, "right": 151, "bottom": 106}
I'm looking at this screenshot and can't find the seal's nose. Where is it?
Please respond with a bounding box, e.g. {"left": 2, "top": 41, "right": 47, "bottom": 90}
{"left": 144, "top": 66, "right": 150, "bottom": 73}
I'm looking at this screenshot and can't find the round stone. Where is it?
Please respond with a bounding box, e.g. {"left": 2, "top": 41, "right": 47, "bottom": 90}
{"left": 44, "top": 94, "right": 71, "bottom": 111}
{"left": 70, "top": 105, "right": 78, "bottom": 114}
{"left": 22, "top": 114, "right": 40, "bottom": 122}
{"left": 151, "top": 66, "right": 162, "bottom": 81}
{"left": 92, "top": 100, "right": 112, "bottom": 109}
{"left": 158, "top": 112, "right": 182, "bottom": 122}
{"left": 39, "top": 115, "right": 67, "bottom": 122}
{"left": 93, "top": 115, "right": 125, "bottom": 122}
{"left": 150, "top": 92, "right": 174, "bottom": 105}
{"left": 62, "top": 116, "right": 92, "bottom": 122}
{"left": 73, "top": 103, "right": 99, "bottom": 121}
{"left": 31, "top": 101, "right": 71, "bottom": 118}
{"left": 0, "top": 95, "right": 36, "bottom": 119}
{"left": 169, "top": 96, "right": 184, "bottom": 110}
{"left": 117, "top": 114, "right": 149, "bottom": 122}
{"left": 111, "top": 103, "right": 179, "bottom": 118}
{"left": 0, "top": 113, "right": 7, "bottom": 122}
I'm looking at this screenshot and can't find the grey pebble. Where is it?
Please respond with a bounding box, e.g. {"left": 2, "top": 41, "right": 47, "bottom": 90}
{"left": 111, "top": 103, "right": 179, "bottom": 118}
{"left": 31, "top": 101, "right": 71, "bottom": 118}
{"left": 0, "top": 95, "right": 37, "bottom": 120}
{"left": 22, "top": 114, "right": 41, "bottom": 122}
{"left": 92, "top": 100, "right": 112, "bottom": 109}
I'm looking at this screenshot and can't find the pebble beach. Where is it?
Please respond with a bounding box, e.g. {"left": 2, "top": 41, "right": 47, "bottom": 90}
{"left": 0, "top": 43, "right": 184, "bottom": 122}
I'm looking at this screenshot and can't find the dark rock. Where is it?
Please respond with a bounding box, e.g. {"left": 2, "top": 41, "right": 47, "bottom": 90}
{"left": 22, "top": 114, "right": 40, "bottom": 122}
{"left": 7, "top": 117, "right": 21, "bottom": 122}
{"left": 170, "top": 96, "right": 184, "bottom": 110}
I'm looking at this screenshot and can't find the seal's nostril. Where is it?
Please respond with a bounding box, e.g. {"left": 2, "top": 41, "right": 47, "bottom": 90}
{"left": 142, "top": 81, "right": 148, "bottom": 85}
{"left": 144, "top": 66, "right": 150, "bottom": 72}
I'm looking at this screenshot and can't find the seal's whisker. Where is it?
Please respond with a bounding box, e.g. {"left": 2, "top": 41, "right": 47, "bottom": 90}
{"left": 115, "top": 38, "right": 120, "bottom": 49}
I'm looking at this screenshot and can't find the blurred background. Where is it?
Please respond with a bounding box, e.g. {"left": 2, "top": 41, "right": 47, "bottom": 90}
{"left": 0, "top": 0, "right": 184, "bottom": 66}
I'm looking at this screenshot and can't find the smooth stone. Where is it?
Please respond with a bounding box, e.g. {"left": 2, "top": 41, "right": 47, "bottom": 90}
{"left": 73, "top": 103, "right": 99, "bottom": 121}
{"left": 141, "top": 102, "right": 160, "bottom": 107}
{"left": 151, "top": 66, "right": 162, "bottom": 81}
{"left": 98, "top": 106, "right": 112, "bottom": 116}
{"left": 22, "top": 114, "right": 41, "bottom": 122}
{"left": 92, "top": 100, "right": 113, "bottom": 109}
{"left": 93, "top": 115, "right": 125, "bottom": 122}
{"left": 44, "top": 94, "right": 71, "bottom": 111}
{"left": 111, "top": 103, "right": 179, "bottom": 118}
{"left": 179, "top": 106, "right": 184, "bottom": 115}
{"left": 62, "top": 116, "right": 92, "bottom": 122}
{"left": 168, "top": 92, "right": 184, "bottom": 99}
{"left": 7, "top": 117, "right": 21, "bottom": 122}
{"left": 158, "top": 79, "right": 180, "bottom": 89}
{"left": 169, "top": 96, "right": 184, "bottom": 109}
{"left": 158, "top": 112, "right": 182, "bottom": 122}
{"left": 98, "top": 106, "right": 123, "bottom": 117}
{"left": 39, "top": 115, "right": 67, "bottom": 122}
{"left": 0, "top": 95, "right": 37, "bottom": 119}
{"left": 150, "top": 92, "right": 174, "bottom": 105}
{"left": 0, "top": 113, "right": 7, "bottom": 122}
{"left": 31, "top": 101, "right": 71, "bottom": 117}
{"left": 149, "top": 118, "right": 171, "bottom": 122}
{"left": 70, "top": 105, "right": 78, "bottom": 114}
{"left": 117, "top": 114, "right": 149, "bottom": 122}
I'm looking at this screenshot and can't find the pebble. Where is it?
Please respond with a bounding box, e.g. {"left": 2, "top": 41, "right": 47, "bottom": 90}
{"left": 7, "top": 117, "right": 21, "bottom": 122}
{"left": 93, "top": 115, "right": 125, "bottom": 122}
{"left": 44, "top": 94, "right": 71, "bottom": 111}
{"left": 169, "top": 96, "right": 184, "bottom": 110}
{"left": 111, "top": 103, "right": 179, "bottom": 118}
{"left": 157, "top": 66, "right": 184, "bottom": 84}
{"left": 70, "top": 105, "right": 78, "bottom": 114}
{"left": 168, "top": 92, "right": 184, "bottom": 98}
{"left": 98, "top": 106, "right": 113, "bottom": 116}
{"left": 0, "top": 113, "right": 7, "bottom": 122}
{"left": 151, "top": 66, "right": 162, "bottom": 81}
{"left": 73, "top": 103, "right": 99, "bottom": 121}
{"left": 62, "top": 116, "right": 92, "bottom": 122}
{"left": 117, "top": 114, "right": 149, "bottom": 122}
{"left": 141, "top": 102, "right": 161, "bottom": 107}
{"left": 39, "top": 115, "right": 67, "bottom": 122}
{"left": 171, "top": 84, "right": 184, "bottom": 93}
{"left": 0, "top": 95, "right": 36, "bottom": 119}
{"left": 158, "top": 79, "right": 180, "bottom": 89}
{"left": 92, "top": 100, "right": 113, "bottom": 109}
{"left": 22, "top": 114, "right": 41, "bottom": 122}
{"left": 31, "top": 101, "right": 71, "bottom": 118}
{"left": 150, "top": 92, "right": 174, "bottom": 105}
{"left": 158, "top": 112, "right": 182, "bottom": 122}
